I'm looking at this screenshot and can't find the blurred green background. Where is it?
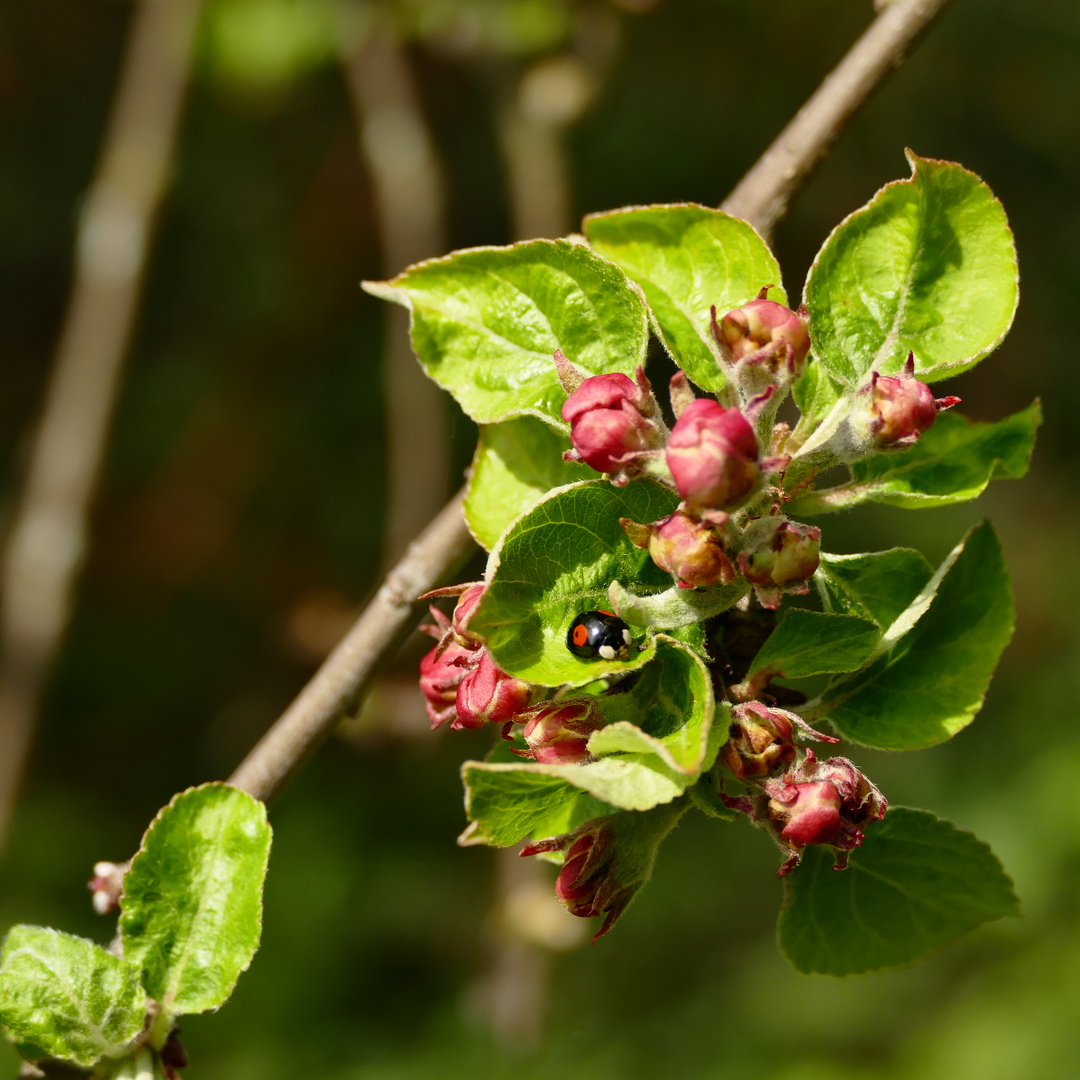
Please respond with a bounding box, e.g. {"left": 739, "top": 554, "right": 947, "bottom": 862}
{"left": 1, "top": 0, "right": 1077, "bottom": 1077}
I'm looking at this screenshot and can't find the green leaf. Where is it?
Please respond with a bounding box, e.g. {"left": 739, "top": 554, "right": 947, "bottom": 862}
{"left": 790, "top": 360, "right": 844, "bottom": 445}
{"left": 746, "top": 609, "right": 880, "bottom": 684}
{"left": 779, "top": 808, "right": 1019, "bottom": 975}
{"left": 584, "top": 203, "right": 784, "bottom": 391}
{"left": 813, "top": 521, "right": 1013, "bottom": 749}
{"left": 470, "top": 478, "right": 707, "bottom": 687}
{"left": 804, "top": 152, "right": 1018, "bottom": 386}
{"left": 0, "top": 926, "right": 146, "bottom": 1068}
{"left": 464, "top": 416, "right": 592, "bottom": 551}
{"left": 817, "top": 548, "right": 933, "bottom": 628}
{"left": 788, "top": 403, "right": 1041, "bottom": 515}
{"left": 588, "top": 640, "right": 720, "bottom": 775}
{"left": 363, "top": 239, "right": 649, "bottom": 427}
{"left": 461, "top": 767, "right": 616, "bottom": 848}
{"left": 119, "top": 783, "right": 272, "bottom": 1017}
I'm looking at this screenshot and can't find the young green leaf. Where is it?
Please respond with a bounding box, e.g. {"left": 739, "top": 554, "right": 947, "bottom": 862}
{"left": 744, "top": 610, "right": 880, "bottom": 686}
{"left": 788, "top": 403, "right": 1041, "bottom": 515}
{"left": 470, "top": 478, "right": 706, "bottom": 687}
{"left": 464, "top": 416, "right": 592, "bottom": 551}
{"left": 812, "top": 521, "right": 1013, "bottom": 749}
{"left": 778, "top": 808, "right": 1019, "bottom": 975}
{"left": 584, "top": 204, "right": 784, "bottom": 392}
{"left": 363, "top": 239, "right": 649, "bottom": 428}
{"left": 587, "top": 640, "right": 720, "bottom": 775}
{"left": 816, "top": 548, "right": 933, "bottom": 628}
{"left": 804, "top": 152, "right": 1018, "bottom": 386}
{"left": 790, "top": 361, "right": 844, "bottom": 445}
{"left": 119, "top": 783, "right": 272, "bottom": 1017}
{"left": 461, "top": 767, "right": 616, "bottom": 848}
{"left": 0, "top": 926, "right": 146, "bottom": 1068}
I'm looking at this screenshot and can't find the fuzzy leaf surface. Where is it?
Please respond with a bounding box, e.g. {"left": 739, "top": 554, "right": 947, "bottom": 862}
{"left": 584, "top": 204, "right": 783, "bottom": 391}
{"left": 789, "top": 404, "right": 1040, "bottom": 515}
{"left": 0, "top": 926, "right": 146, "bottom": 1068}
{"left": 747, "top": 610, "right": 880, "bottom": 682}
{"left": 587, "top": 640, "right": 719, "bottom": 775}
{"left": 804, "top": 152, "right": 1018, "bottom": 386}
{"left": 791, "top": 361, "right": 844, "bottom": 444}
{"left": 814, "top": 521, "right": 1012, "bottom": 749}
{"left": 363, "top": 239, "right": 649, "bottom": 427}
{"left": 779, "top": 808, "right": 1019, "bottom": 975}
{"left": 817, "top": 548, "right": 933, "bottom": 629}
{"left": 119, "top": 784, "right": 271, "bottom": 1016}
{"left": 461, "top": 768, "right": 615, "bottom": 848}
{"left": 465, "top": 416, "right": 592, "bottom": 551}
{"left": 470, "top": 479, "right": 706, "bottom": 687}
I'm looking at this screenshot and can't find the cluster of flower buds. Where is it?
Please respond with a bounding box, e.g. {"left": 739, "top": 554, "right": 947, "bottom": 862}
{"left": 510, "top": 699, "right": 606, "bottom": 765}
{"left": 558, "top": 354, "right": 669, "bottom": 484}
{"left": 710, "top": 288, "right": 811, "bottom": 398}
{"left": 418, "top": 585, "right": 532, "bottom": 731}
{"left": 833, "top": 354, "right": 962, "bottom": 462}
{"left": 88, "top": 860, "right": 128, "bottom": 915}
{"left": 720, "top": 704, "right": 885, "bottom": 875}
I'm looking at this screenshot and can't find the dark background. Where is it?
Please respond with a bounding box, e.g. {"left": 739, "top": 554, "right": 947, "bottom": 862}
{"left": 1, "top": 1, "right": 1077, "bottom": 1077}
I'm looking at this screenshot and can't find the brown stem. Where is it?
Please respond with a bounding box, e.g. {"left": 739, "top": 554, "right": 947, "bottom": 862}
{"left": 0, "top": 0, "right": 204, "bottom": 850}
{"left": 721, "top": 0, "right": 956, "bottom": 239}
{"left": 228, "top": 487, "right": 474, "bottom": 802}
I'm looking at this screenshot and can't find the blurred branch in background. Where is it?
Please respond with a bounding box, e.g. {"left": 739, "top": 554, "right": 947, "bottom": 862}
{"left": 721, "top": 0, "right": 956, "bottom": 239}
{"left": 335, "top": 0, "right": 450, "bottom": 566}
{"left": 0, "top": 0, "right": 205, "bottom": 850}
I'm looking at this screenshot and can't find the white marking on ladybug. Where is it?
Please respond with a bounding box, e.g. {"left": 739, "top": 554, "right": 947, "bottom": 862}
{"left": 598, "top": 644, "right": 616, "bottom": 660}
{"left": 622, "top": 629, "right": 632, "bottom": 644}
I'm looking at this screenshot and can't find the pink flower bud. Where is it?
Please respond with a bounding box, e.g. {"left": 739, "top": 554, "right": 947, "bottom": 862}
{"left": 522, "top": 821, "right": 634, "bottom": 940}
{"left": 561, "top": 368, "right": 666, "bottom": 476}
{"left": 851, "top": 354, "right": 961, "bottom": 450}
{"left": 517, "top": 699, "right": 605, "bottom": 765}
{"left": 621, "top": 510, "right": 737, "bottom": 589}
{"left": 738, "top": 519, "right": 821, "bottom": 610}
{"left": 723, "top": 702, "right": 797, "bottom": 779}
{"left": 454, "top": 651, "right": 532, "bottom": 730}
{"left": 88, "top": 860, "right": 128, "bottom": 916}
{"left": 769, "top": 780, "right": 843, "bottom": 846}
{"left": 451, "top": 584, "right": 486, "bottom": 646}
{"left": 418, "top": 638, "right": 478, "bottom": 729}
{"left": 666, "top": 399, "right": 761, "bottom": 510}
{"left": 711, "top": 289, "right": 811, "bottom": 394}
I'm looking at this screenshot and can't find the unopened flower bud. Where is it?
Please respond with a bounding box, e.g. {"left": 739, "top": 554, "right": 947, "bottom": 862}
{"left": 516, "top": 699, "right": 605, "bottom": 764}
{"left": 722, "top": 702, "right": 837, "bottom": 779}
{"left": 454, "top": 651, "right": 532, "bottom": 730}
{"left": 666, "top": 399, "right": 761, "bottom": 510}
{"left": 768, "top": 780, "right": 843, "bottom": 847}
{"left": 451, "top": 584, "right": 486, "bottom": 646}
{"left": 711, "top": 289, "right": 810, "bottom": 394}
{"left": 738, "top": 519, "right": 821, "bottom": 610}
{"left": 419, "top": 638, "right": 478, "bottom": 729}
{"left": 561, "top": 367, "right": 666, "bottom": 478}
{"left": 846, "top": 354, "right": 961, "bottom": 454}
{"left": 621, "top": 510, "right": 737, "bottom": 589}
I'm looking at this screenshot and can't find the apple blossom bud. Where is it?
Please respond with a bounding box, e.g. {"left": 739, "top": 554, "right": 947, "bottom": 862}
{"left": 711, "top": 288, "right": 810, "bottom": 395}
{"left": 738, "top": 519, "right": 821, "bottom": 610}
{"left": 454, "top": 651, "right": 532, "bottom": 730}
{"left": 848, "top": 354, "right": 961, "bottom": 453}
{"left": 722, "top": 702, "right": 837, "bottom": 779}
{"left": 621, "top": 510, "right": 737, "bottom": 589}
{"left": 561, "top": 367, "right": 666, "bottom": 477}
{"left": 517, "top": 699, "right": 605, "bottom": 764}
{"left": 451, "top": 584, "right": 486, "bottom": 646}
{"left": 419, "top": 638, "right": 478, "bottom": 729}
{"left": 666, "top": 399, "right": 761, "bottom": 510}
{"left": 768, "top": 780, "right": 843, "bottom": 847}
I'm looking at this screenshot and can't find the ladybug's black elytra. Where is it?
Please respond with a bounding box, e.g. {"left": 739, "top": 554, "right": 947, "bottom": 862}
{"left": 567, "top": 610, "right": 633, "bottom": 661}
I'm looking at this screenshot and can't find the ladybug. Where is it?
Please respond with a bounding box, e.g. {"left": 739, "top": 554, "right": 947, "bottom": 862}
{"left": 567, "top": 610, "right": 633, "bottom": 661}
